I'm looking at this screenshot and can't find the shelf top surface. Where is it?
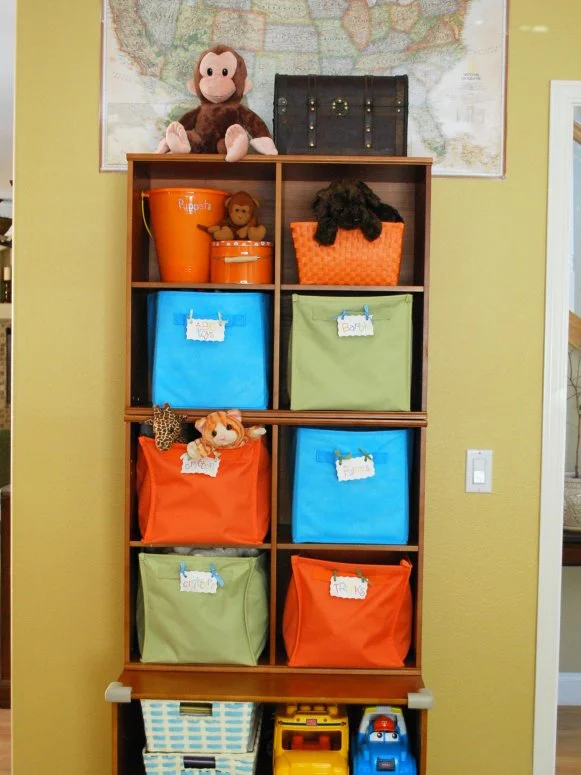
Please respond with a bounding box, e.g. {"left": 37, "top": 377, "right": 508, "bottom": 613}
{"left": 125, "top": 407, "right": 428, "bottom": 427}
{"left": 127, "top": 153, "right": 433, "bottom": 167}
{"left": 117, "top": 668, "right": 424, "bottom": 704}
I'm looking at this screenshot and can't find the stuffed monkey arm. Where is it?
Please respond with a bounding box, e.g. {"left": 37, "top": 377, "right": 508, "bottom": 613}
{"left": 237, "top": 106, "right": 278, "bottom": 155}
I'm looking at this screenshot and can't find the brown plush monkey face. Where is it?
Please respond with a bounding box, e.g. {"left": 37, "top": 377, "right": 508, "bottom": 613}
{"left": 226, "top": 192, "right": 259, "bottom": 226}
{"left": 188, "top": 46, "right": 251, "bottom": 104}
{"left": 190, "top": 49, "right": 245, "bottom": 104}
{"left": 230, "top": 202, "right": 252, "bottom": 226}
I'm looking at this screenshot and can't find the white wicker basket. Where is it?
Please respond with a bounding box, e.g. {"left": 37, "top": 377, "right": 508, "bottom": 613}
{"left": 143, "top": 711, "right": 261, "bottom": 775}
{"left": 141, "top": 700, "right": 258, "bottom": 753}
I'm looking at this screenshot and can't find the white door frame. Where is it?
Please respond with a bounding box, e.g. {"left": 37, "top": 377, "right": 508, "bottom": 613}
{"left": 534, "top": 80, "right": 581, "bottom": 774}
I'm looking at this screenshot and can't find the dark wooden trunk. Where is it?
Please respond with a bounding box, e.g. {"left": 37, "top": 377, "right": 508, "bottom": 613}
{"left": 273, "top": 75, "right": 408, "bottom": 156}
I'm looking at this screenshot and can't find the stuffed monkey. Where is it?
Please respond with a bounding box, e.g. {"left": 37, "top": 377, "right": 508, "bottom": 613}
{"left": 207, "top": 191, "right": 267, "bottom": 241}
{"left": 156, "top": 45, "right": 277, "bottom": 163}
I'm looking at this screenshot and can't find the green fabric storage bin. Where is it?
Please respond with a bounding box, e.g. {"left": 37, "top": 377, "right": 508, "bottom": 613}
{"left": 137, "top": 553, "right": 269, "bottom": 665}
{"left": 289, "top": 294, "right": 413, "bottom": 411}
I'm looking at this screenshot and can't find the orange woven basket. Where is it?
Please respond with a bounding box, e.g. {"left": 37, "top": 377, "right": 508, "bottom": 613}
{"left": 290, "top": 221, "right": 404, "bottom": 286}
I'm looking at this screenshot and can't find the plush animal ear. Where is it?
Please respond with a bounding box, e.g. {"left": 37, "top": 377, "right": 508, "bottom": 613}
{"left": 355, "top": 180, "right": 381, "bottom": 208}
{"left": 312, "top": 192, "right": 329, "bottom": 218}
{"left": 226, "top": 409, "right": 242, "bottom": 422}
{"left": 186, "top": 79, "right": 197, "bottom": 96}
{"left": 243, "top": 78, "right": 253, "bottom": 96}
{"left": 252, "top": 197, "right": 260, "bottom": 209}
{"left": 225, "top": 196, "right": 232, "bottom": 208}
{"left": 195, "top": 417, "right": 207, "bottom": 432}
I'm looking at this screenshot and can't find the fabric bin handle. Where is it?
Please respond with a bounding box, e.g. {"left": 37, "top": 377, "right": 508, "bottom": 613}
{"left": 179, "top": 701, "right": 213, "bottom": 717}
{"left": 173, "top": 313, "right": 246, "bottom": 327}
{"left": 183, "top": 755, "right": 216, "bottom": 769}
{"left": 311, "top": 560, "right": 411, "bottom": 585}
{"left": 315, "top": 450, "right": 388, "bottom": 464}
{"left": 311, "top": 306, "right": 393, "bottom": 322}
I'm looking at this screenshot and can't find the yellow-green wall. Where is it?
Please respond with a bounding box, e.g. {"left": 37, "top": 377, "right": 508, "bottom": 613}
{"left": 11, "top": 1, "right": 581, "bottom": 773}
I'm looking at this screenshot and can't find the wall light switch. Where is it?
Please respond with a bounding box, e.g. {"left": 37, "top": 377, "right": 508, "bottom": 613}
{"left": 466, "top": 449, "right": 493, "bottom": 493}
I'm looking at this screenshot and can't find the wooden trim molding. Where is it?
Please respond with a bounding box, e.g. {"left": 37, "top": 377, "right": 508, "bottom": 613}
{"left": 574, "top": 122, "right": 581, "bottom": 144}
{"left": 536, "top": 80, "right": 581, "bottom": 775}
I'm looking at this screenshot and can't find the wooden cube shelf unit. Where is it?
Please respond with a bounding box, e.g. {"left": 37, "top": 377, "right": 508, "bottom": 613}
{"left": 113, "top": 153, "right": 432, "bottom": 775}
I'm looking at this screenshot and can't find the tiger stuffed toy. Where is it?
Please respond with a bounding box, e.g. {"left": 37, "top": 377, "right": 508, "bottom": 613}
{"left": 186, "top": 409, "right": 266, "bottom": 461}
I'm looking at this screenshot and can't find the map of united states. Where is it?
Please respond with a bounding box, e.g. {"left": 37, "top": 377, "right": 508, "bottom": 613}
{"left": 101, "top": 0, "right": 505, "bottom": 176}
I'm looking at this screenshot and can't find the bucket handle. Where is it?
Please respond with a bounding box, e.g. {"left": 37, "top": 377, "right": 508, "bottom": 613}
{"left": 224, "top": 255, "right": 259, "bottom": 264}
{"left": 141, "top": 192, "right": 154, "bottom": 240}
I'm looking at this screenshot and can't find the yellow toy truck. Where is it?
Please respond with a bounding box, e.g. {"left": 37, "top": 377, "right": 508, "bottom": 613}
{"left": 273, "top": 703, "right": 349, "bottom": 775}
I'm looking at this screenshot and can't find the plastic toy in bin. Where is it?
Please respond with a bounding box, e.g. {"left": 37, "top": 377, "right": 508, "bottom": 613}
{"left": 353, "top": 706, "right": 417, "bottom": 775}
{"left": 273, "top": 703, "right": 349, "bottom": 775}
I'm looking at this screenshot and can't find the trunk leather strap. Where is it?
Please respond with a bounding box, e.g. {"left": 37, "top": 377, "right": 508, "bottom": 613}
{"left": 307, "top": 74, "right": 317, "bottom": 149}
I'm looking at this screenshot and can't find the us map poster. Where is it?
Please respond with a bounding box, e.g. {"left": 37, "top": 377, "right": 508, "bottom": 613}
{"left": 100, "top": 0, "right": 507, "bottom": 176}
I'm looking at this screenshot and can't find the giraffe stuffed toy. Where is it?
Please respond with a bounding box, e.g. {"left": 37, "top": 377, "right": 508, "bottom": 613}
{"left": 148, "top": 403, "right": 187, "bottom": 451}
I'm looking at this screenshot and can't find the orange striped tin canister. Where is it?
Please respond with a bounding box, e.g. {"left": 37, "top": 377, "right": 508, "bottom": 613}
{"left": 210, "top": 241, "right": 274, "bottom": 284}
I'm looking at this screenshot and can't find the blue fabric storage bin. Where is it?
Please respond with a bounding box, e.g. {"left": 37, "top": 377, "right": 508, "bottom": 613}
{"left": 151, "top": 291, "right": 271, "bottom": 409}
{"left": 292, "top": 427, "right": 410, "bottom": 544}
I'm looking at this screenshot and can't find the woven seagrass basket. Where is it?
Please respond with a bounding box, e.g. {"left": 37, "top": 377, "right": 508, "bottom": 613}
{"left": 290, "top": 221, "right": 404, "bottom": 286}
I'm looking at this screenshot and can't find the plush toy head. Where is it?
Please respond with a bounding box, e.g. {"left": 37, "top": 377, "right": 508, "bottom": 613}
{"left": 149, "top": 403, "right": 186, "bottom": 451}
{"left": 195, "top": 409, "right": 246, "bottom": 449}
{"left": 186, "top": 409, "right": 266, "bottom": 460}
{"left": 187, "top": 45, "right": 252, "bottom": 105}
{"left": 312, "top": 180, "right": 402, "bottom": 246}
{"left": 226, "top": 192, "right": 260, "bottom": 229}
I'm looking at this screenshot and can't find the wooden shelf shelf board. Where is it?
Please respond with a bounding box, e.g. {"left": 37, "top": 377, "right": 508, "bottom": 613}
{"left": 117, "top": 667, "right": 424, "bottom": 704}
{"left": 125, "top": 407, "right": 428, "bottom": 427}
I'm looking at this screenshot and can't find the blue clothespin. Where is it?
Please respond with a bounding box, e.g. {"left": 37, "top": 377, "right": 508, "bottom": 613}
{"left": 180, "top": 561, "right": 187, "bottom": 577}
{"left": 337, "top": 309, "right": 349, "bottom": 320}
{"left": 209, "top": 564, "right": 225, "bottom": 587}
{"left": 364, "top": 304, "right": 370, "bottom": 320}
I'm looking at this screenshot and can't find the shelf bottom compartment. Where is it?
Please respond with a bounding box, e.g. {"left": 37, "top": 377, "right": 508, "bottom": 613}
{"left": 113, "top": 676, "right": 428, "bottom": 775}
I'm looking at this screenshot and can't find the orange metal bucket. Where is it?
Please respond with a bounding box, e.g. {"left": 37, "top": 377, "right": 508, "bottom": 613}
{"left": 210, "top": 241, "right": 274, "bottom": 284}
{"left": 142, "top": 187, "right": 229, "bottom": 282}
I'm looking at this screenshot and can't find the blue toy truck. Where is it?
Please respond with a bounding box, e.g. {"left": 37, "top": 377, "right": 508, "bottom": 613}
{"left": 352, "top": 705, "right": 417, "bottom": 775}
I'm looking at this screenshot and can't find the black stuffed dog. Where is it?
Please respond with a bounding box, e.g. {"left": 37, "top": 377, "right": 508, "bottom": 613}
{"left": 312, "top": 180, "right": 403, "bottom": 246}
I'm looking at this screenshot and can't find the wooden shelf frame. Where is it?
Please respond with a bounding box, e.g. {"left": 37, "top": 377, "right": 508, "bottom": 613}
{"left": 121, "top": 152, "right": 431, "bottom": 698}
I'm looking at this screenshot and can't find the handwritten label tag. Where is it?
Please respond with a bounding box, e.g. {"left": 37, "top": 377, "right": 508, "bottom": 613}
{"left": 330, "top": 575, "right": 368, "bottom": 600}
{"left": 180, "top": 453, "right": 220, "bottom": 477}
{"left": 337, "top": 314, "right": 374, "bottom": 338}
{"left": 336, "top": 455, "right": 375, "bottom": 482}
{"left": 186, "top": 312, "right": 227, "bottom": 342}
{"left": 180, "top": 570, "right": 217, "bottom": 594}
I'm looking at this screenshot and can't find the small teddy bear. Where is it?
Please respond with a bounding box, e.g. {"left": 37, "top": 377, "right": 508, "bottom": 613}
{"left": 206, "top": 191, "right": 267, "bottom": 241}
{"left": 186, "top": 409, "right": 266, "bottom": 461}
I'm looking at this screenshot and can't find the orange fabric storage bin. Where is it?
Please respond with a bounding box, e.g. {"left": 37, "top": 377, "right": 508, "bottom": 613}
{"left": 282, "top": 555, "right": 412, "bottom": 669}
{"left": 210, "top": 241, "right": 274, "bottom": 284}
{"left": 137, "top": 436, "right": 271, "bottom": 545}
{"left": 290, "top": 221, "right": 404, "bottom": 286}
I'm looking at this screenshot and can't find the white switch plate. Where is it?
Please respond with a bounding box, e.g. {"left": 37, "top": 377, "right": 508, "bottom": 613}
{"left": 466, "top": 449, "right": 493, "bottom": 493}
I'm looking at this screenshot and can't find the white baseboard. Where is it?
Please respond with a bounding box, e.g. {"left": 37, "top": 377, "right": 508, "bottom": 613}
{"left": 558, "top": 673, "right": 581, "bottom": 705}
